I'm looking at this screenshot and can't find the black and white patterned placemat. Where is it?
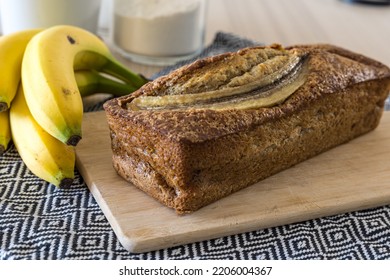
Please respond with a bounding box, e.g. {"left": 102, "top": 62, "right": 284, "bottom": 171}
{"left": 1, "top": 32, "right": 390, "bottom": 260}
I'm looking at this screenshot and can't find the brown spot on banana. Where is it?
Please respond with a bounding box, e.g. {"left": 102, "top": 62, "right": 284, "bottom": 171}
{"left": 62, "top": 87, "right": 72, "bottom": 95}
{"left": 67, "top": 35, "right": 76, "bottom": 44}
{"left": 61, "top": 87, "right": 78, "bottom": 96}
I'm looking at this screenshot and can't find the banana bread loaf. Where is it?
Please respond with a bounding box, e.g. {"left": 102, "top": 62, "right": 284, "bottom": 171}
{"left": 103, "top": 44, "right": 390, "bottom": 214}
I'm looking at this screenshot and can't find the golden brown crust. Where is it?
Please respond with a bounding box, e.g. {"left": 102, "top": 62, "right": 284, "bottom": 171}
{"left": 104, "top": 44, "right": 390, "bottom": 214}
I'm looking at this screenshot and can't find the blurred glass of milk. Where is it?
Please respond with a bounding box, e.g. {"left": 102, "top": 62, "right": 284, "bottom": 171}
{"left": 98, "top": 0, "right": 113, "bottom": 39}
{"left": 113, "top": 0, "right": 208, "bottom": 66}
{"left": 0, "top": 0, "right": 102, "bottom": 35}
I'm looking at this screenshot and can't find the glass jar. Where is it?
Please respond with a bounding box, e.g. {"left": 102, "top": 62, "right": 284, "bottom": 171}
{"left": 112, "top": 0, "right": 208, "bottom": 66}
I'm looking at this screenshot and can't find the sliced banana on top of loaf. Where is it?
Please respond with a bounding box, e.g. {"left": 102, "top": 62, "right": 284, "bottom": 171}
{"left": 127, "top": 45, "right": 309, "bottom": 111}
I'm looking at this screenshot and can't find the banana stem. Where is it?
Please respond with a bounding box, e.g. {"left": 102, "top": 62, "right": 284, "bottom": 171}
{"left": 75, "top": 70, "right": 138, "bottom": 97}
{"left": 96, "top": 76, "right": 138, "bottom": 96}
{"left": 103, "top": 59, "right": 150, "bottom": 88}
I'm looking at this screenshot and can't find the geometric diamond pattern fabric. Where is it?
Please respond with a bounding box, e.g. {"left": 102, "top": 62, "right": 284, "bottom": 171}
{"left": 1, "top": 148, "right": 389, "bottom": 260}
{"left": 1, "top": 32, "right": 390, "bottom": 260}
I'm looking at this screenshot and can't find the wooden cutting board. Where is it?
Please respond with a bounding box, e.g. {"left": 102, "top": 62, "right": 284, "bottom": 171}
{"left": 75, "top": 111, "right": 390, "bottom": 253}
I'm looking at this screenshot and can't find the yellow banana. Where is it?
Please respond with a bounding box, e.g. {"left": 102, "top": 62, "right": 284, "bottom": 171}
{"left": 0, "top": 110, "right": 11, "bottom": 155}
{"left": 0, "top": 29, "right": 42, "bottom": 112}
{"left": 22, "top": 25, "right": 148, "bottom": 146}
{"left": 10, "top": 84, "right": 75, "bottom": 188}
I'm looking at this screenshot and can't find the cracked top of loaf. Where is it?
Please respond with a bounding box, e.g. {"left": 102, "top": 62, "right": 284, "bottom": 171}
{"left": 104, "top": 44, "right": 390, "bottom": 143}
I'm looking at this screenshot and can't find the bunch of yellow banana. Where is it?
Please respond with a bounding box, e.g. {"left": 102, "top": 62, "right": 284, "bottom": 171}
{"left": 0, "top": 25, "right": 148, "bottom": 188}
{"left": 0, "top": 29, "right": 40, "bottom": 155}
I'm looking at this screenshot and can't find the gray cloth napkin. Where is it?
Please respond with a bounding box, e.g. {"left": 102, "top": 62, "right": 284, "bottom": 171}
{"left": 151, "top": 32, "right": 261, "bottom": 79}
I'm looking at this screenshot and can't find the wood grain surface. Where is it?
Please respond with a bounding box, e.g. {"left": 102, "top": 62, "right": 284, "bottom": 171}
{"left": 75, "top": 111, "right": 390, "bottom": 253}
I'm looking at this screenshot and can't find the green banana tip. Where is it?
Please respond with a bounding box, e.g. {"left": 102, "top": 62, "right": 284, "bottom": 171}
{"left": 66, "top": 135, "right": 82, "bottom": 146}
{"left": 0, "top": 102, "right": 9, "bottom": 112}
{"left": 129, "top": 73, "right": 150, "bottom": 90}
{"left": 0, "top": 145, "right": 5, "bottom": 155}
{"left": 139, "top": 74, "right": 151, "bottom": 84}
{"left": 58, "top": 177, "right": 74, "bottom": 189}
